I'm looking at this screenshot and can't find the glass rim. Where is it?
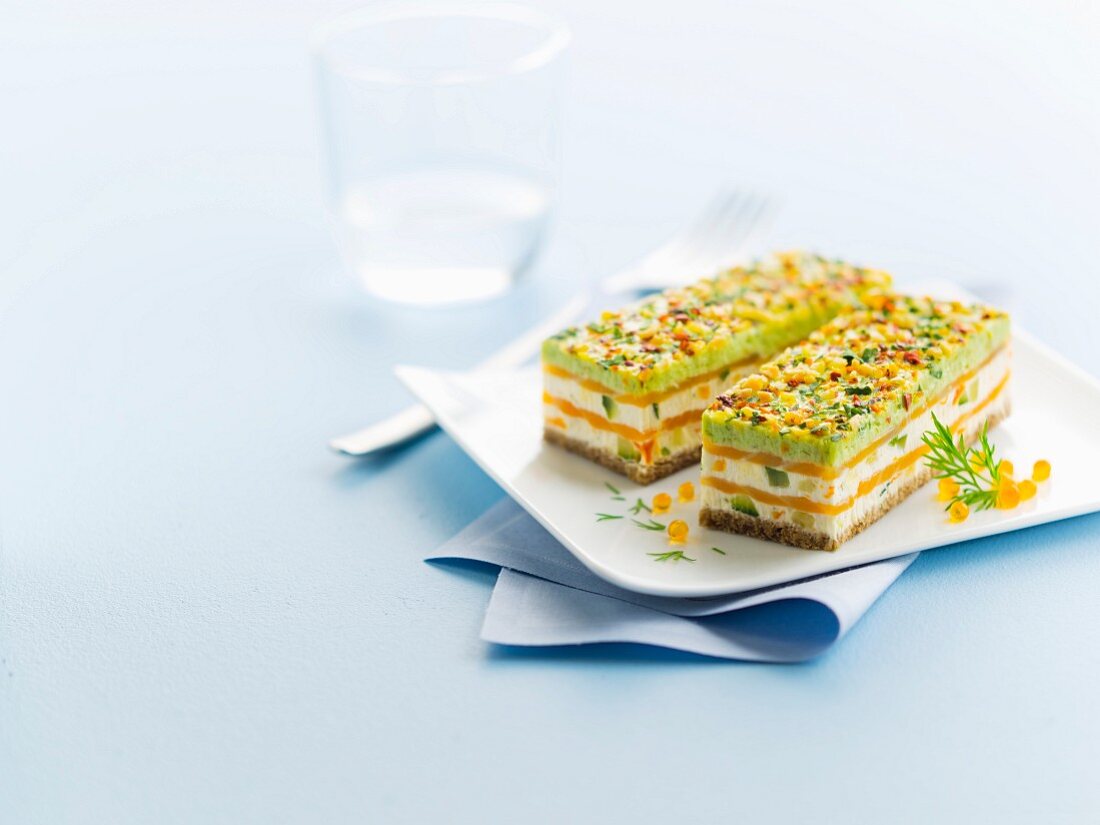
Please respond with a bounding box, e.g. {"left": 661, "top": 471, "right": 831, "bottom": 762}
{"left": 310, "top": 1, "right": 571, "bottom": 86}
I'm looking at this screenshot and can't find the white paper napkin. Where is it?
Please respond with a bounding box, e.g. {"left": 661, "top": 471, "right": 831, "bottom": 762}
{"left": 429, "top": 498, "right": 917, "bottom": 662}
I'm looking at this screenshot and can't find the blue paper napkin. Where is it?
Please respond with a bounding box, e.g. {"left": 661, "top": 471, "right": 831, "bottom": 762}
{"left": 429, "top": 498, "right": 916, "bottom": 662}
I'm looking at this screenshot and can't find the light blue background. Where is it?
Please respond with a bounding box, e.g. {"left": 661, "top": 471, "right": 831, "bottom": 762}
{"left": 2, "top": 1, "right": 1099, "bottom": 822}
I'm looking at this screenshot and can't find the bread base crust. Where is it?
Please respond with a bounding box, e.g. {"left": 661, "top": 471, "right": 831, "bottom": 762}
{"left": 543, "top": 428, "right": 699, "bottom": 485}
{"left": 699, "top": 404, "right": 1011, "bottom": 551}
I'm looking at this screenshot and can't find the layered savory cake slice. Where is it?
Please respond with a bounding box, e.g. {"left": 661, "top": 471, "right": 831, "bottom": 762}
{"left": 541, "top": 252, "right": 892, "bottom": 484}
{"left": 699, "top": 295, "right": 1011, "bottom": 550}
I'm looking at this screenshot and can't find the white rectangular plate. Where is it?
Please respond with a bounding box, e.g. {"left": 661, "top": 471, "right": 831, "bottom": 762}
{"left": 398, "top": 318, "right": 1100, "bottom": 598}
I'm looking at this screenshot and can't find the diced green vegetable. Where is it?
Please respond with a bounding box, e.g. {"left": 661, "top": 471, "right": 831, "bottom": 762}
{"left": 765, "top": 466, "right": 790, "bottom": 488}
{"left": 888, "top": 433, "right": 907, "bottom": 450}
{"left": 616, "top": 437, "right": 639, "bottom": 461}
{"left": 601, "top": 395, "right": 618, "bottom": 419}
{"left": 791, "top": 511, "right": 814, "bottom": 529}
{"left": 729, "top": 495, "right": 759, "bottom": 517}
{"left": 958, "top": 377, "right": 979, "bottom": 405}
{"left": 651, "top": 402, "right": 660, "bottom": 419}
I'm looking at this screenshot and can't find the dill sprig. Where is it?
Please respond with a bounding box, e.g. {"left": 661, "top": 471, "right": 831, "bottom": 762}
{"left": 648, "top": 550, "right": 695, "bottom": 562}
{"left": 595, "top": 513, "right": 623, "bottom": 522}
{"left": 604, "top": 481, "right": 621, "bottom": 495}
{"left": 710, "top": 546, "right": 727, "bottom": 555}
{"left": 632, "top": 518, "right": 666, "bottom": 531}
{"left": 629, "top": 498, "right": 651, "bottom": 515}
{"left": 921, "top": 412, "right": 1001, "bottom": 511}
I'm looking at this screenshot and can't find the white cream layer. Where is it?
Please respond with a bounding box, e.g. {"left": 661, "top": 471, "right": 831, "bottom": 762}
{"left": 543, "top": 364, "right": 757, "bottom": 463}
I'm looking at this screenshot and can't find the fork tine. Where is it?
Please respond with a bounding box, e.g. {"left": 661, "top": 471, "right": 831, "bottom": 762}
{"left": 683, "top": 191, "right": 744, "bottom": 245}
{"left": 600, "top": 188, "right": 776, "bottom": 294}
{"left": 692, "top": 193, "right": 774, "bottom": 268}
{"left": 693, "top": 192, "right": 764, "bottom": 255}
{"left": 637, "top": 190, "right": 750, "bottom": 272}
{"left": 671, "top": 191, "right": 771, "bottom": 275}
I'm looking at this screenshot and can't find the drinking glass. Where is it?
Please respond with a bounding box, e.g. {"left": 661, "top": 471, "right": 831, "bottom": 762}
{"left": 312, "top": 2, "right": 570, "bottom": 305}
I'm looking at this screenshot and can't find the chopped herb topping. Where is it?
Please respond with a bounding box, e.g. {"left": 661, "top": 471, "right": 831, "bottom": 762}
{"left": 707, "top": 295, "right": 1008, "bottom": 443}
{"left": 546, "top": 252, "right": 891, "bottom": 389}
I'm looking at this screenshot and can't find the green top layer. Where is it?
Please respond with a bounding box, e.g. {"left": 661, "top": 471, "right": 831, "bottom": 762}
{"left": 541, "top": 252, "right": 892, "bottom": 395}
{"left": 702, "top": 295, "right": 1011, "bottom": 466}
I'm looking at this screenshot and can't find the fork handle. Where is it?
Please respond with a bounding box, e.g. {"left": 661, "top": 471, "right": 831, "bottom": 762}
{"left": 329, "top": 404, "right": 437, "bottom": 456}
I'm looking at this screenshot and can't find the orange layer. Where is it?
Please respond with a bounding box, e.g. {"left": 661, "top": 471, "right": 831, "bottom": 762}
{"left": 701, "top": 477, "right": 850, "bottom": 516}
{"left": 703, "top": 346, "right": 1007, "bottom": 479}
{"left": 543, "top": 357, "right": 758, "bottom": 407}
{"left": 542, "top": 392, "right": 705, "bottom": 442}
{"left": 700, "top": 369, "right": 1010, "bottom": 517}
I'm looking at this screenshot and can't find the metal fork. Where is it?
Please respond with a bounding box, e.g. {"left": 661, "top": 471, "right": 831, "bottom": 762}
{"left": 330, "top": 189, "right": 776, "bottom": 456}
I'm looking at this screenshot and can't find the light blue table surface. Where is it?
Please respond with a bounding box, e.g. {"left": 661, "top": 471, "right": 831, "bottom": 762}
{"left": 3, "top": 2, "right": 1099, "bottom": 822}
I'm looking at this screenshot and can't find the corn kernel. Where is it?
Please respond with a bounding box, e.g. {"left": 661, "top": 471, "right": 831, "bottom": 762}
{"left": 652, "top": 492, "right": 672, "bottom": 514}
{"left": 1018, "top": 479, "right": 1037, "bottom": 501}
{"left": 996, "top": 482, "right": 1020, "bottom": 510}
{"left": 948, "top": 500, "right": 969, "bottom": 523}
{"left": 743, "top": 375, "right": 766, "bottom": 391}
{"left": 668, "top": 519, "right": 689, "bottom": 543}
{"left": 1032, "top": 460, "right": 1051, "bottom": 482}
{"left": 778, "top": 391, "right": 797, "bottom": 405}
{"left": 937, "top": 477, "right": 960, "bottom": 501}
{"left": 677, "top": 482, "right": 695, "bottom": 503}
{"left": 713, "top": 458, "right": 727, "bottom": 472}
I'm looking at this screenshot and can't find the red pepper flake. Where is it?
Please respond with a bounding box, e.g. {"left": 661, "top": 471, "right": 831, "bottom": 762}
{"left": 903, "top": 351, "right": 922, "bottom": 366}
{"left": 903, "top": 393, "right": 912, "bottom": 410}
